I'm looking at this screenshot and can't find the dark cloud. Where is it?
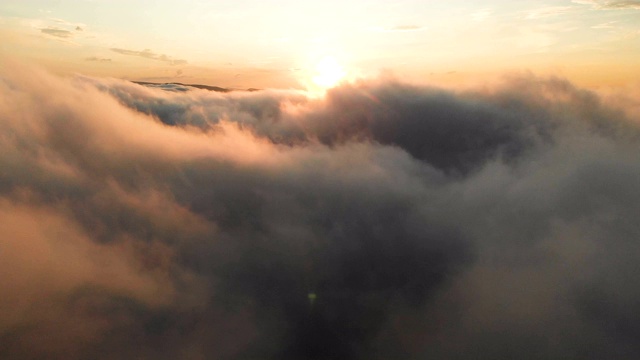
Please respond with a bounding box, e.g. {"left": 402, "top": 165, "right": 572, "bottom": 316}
{"left": 40, "top": 27, "right": 73, "bottom": 38}
{"left": 110, "top": 48, "right": 188, "bottom": 65}
{"left": 1, "top": 64, "right": 640, "bottom": 359}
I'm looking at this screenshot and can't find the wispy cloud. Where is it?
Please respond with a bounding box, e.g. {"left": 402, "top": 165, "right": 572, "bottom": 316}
{"left": 36, "top": 16, "right": 85, "bottom": 42}
{"left": 110, "top": 48, "right": 187, "bottom": 65}
{"left": 592, "top": 20, "right": 619, "bottom": 29}
{"left": 573, "top": 0, "right": 640, "bottom": 9}
{"left": 40, "top": 27, "right": 73, "bottom": 38}
{"left": 524, "top": 6, "right": 576, "bottom": 19}
{"left": 85, "top": 56, "right": 112, "bottom": 62}
{"left": 49, "top": 17, "right": 83, "bottom": 26}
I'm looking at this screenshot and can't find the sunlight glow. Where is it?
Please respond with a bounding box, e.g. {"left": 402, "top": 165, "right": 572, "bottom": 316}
{"left": 312, "top": 56, "right": 346, "bottom": 88}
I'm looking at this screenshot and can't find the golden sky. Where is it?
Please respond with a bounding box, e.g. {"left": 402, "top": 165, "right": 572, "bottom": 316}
{"left": 1, "top": 0, "right": 639, "bottom": 89}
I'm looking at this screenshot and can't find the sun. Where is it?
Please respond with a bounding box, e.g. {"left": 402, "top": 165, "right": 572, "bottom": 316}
{"left": 312, "top": 56, "right": 346, "bottom": 88}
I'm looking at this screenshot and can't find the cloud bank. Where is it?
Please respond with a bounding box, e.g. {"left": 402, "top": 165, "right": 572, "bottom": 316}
{"left": 1, "top": 64, "right": 640, "bottom": 359}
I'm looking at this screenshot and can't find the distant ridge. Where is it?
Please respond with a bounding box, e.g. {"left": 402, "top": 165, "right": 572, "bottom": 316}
{"left": 133, "top": 81, "right": 260, "bottom": 92}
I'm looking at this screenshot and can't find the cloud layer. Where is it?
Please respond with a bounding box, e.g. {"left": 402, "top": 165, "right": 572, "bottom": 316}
{"left": 1, "top": 64, "right": 640, "bottom": 359}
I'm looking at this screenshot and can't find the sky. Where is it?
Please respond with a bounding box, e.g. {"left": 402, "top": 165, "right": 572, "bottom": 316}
{"left": 1, "top": 0, "right": 640, "bottom": 89}
{"left": 2, "top": 2, "right": 640, "bottom": 360}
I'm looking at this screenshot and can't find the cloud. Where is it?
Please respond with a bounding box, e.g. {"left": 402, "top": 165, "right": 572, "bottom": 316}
{"left": 110, "top": 48, "right": 188, "bottom": 65}
{"left": 38, "top": 17, "right": 86, "bottom": 39}
{"left": 592, "top": 20, "right": 619, "bottom": 29}
{"left": 524, "top": 6, "right": 576, "bottom": 19}
{"left": 573, "top": 0, "right": 640, "bottom": 9}
{"left": 1, "top": 64, "right": 640, "bottom": 359}
{"left": 40, "top": 27, "right": 73, "bottom": 38}
{"left": 85, "top": 56, "right": 112, "bottom": 62}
